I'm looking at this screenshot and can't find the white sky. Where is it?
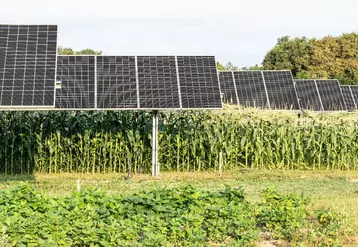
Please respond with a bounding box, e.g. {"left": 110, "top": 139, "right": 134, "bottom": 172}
{"left": 1, "top": 0, "right": 357, "bottom": 67}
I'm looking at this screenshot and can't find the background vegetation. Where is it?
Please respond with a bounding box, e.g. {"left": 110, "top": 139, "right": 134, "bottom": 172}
{"left": 217, "top": 32, "right": 358, "bottom": 85}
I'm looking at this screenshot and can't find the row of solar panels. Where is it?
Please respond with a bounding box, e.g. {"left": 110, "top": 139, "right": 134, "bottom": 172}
{"left": 0, "top": 24, "right": 222, "bottom": 110}
{"left": 1, "top": 24, "right": 356, "bottom": 112}
{"left": 56, "top": 55, "right": 222, "bottom": 109}
{"left": 219, "top": 71, "right": 357, "bottom": 111}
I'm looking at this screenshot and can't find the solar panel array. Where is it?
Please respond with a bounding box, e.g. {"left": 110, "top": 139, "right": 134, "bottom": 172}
{"left": 0, "top": 24, "right": 58, "bottom": 108}
{"left": 341, "top": 85, "right": 356, "bottom": 111}
{"left": 294, "top": 79, "right": 323, "bottom": 111}
{"left": 315, "top": 80, "right": 346, "bottom": 111}
{"left": 234, "top": 71, "right": 269, "bottom": 108}
{"left": 56, "top": 56, "right": 95, "bottom": 109}
{"left": 56, "top": 55, "right": 222, "bottom": 110}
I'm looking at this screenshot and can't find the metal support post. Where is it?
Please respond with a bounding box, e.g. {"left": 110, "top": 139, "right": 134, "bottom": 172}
{"left": 152, "top": 110, "right": 159, "bottom": 176}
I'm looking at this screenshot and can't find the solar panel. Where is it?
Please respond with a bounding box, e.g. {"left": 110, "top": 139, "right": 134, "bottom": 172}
{"left": 177, "top": 56, "right": 222, "bottom": 109}
{"left": 218, "top": 71, "right": 238, "bottom": 104}
{"left": 56, "top": 56, "right": 95, "bottom": 109}
{"left": 341, "top": 85, "right": 356, "bottom": 111}
{"left": 97, "top": 56, "right": 138, "bottom": 109}
{"left": 315, "top": 80, "right": 346, "bottom": 111}
{"left": 0, "top": 24, "right": 58, "bottom": 108}
{"left": 294, "top": 79, "right": 323, "bottom": 111}
{"left": 262, "top": 70, "right": 300, "bottom": 110}
{"left": 56, "top": 55, "right": 222, "bottom": 110}
{"left": 233, "top": 71, "right": 269, "bottom": 108}
{"left": 137, "top": 56, "right": 180, "bottom": 109}
{"left": 350, "top": 86, "right": 358, "bottom": 110}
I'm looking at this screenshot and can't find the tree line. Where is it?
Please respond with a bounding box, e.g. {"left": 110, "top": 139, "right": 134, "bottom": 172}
{"left": 217, "top": 32, "right": 358, "bottom": 84}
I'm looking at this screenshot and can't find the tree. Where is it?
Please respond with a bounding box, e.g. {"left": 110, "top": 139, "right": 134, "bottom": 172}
{"left": 216, "top": 61, "right": 239, "bottom": 71}
{"left": 262, "top": 36, "right": 310, "bottom": 77}
{"left": 308, "top": 33, "right": 358, "bottom": 84}
{"left": 57, "top": 46, "right": 103, "bottom": 55}
{"left": 57, "top": 46, "right": 75, "bottom": 55}
{"left": 262, "top": 33, "right": 358, "bottom": 84}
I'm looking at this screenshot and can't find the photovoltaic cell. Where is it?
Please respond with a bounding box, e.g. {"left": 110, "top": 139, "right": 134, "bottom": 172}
{"left": 97, "top": 56, "right": 137, "bottom": 109}
{"left": 294, "top": 79, "right": 323, "bottom": 111}
{"left": 137, "top": 56, "right": 180, "bottom": 108}
{"left": 218, "top": 71, "right": 238, "bottom": 104}
{"left": 56, "top": 56, "right": 95, "bottom": 109}
{"left": 177, "top": 56, "right": 222, "bottom": 108}
{"left": 262, "top": 71, "right": 300, "bottom": 110}
{"left": 341, "top": 85, "right": 356, "bottom": 111}
{"left": 350, "top": 86, "right": 358, "bottom": 110}
{"left": 315, "top": 80, "right": 346, "bottom": 111}
{"left": 0, "top": 25, "right": 57, "bottom": 108}
{"left": 233, "top": 71, "right": 268, "bottom": 108}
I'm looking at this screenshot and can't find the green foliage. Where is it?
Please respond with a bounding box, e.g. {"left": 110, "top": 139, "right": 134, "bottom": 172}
{"left": 57, "top": 46, "right": 75, "bottom": 55}
{"left": 262, "top": 32, "right": 358, "bottom": 84}
{"left": 216, "top": 61, "right": 239, "bottom": 71}
{"left": 0, "top": 223, "right": 8, "bottom": 247}
{"left": 0, "top": 184, "right": 341, "bottom": 246}
{"left": 257, "top": 188, "right": 309, "bottom": 240}
{"left": 58, "top": 46, "right": 102, "bottom": 55}
{"left": 263, "top": 36, "right": 311, "bottom": 77}
{"left": 1, "top": 110, "right": 358, "bottom": 174}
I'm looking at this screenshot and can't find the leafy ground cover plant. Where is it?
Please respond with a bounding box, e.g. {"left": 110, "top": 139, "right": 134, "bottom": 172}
{"left": 0, "top": 184, "right": 342, "bottom": 246}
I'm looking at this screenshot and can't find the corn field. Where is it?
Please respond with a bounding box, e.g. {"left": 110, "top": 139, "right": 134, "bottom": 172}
{"left": 0, "top": 110, "right": 358, "bottom": 174}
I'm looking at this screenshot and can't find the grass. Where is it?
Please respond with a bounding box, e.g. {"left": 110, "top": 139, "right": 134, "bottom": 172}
{"left": 1, "top": 170, "right": 358, "bottom": 245}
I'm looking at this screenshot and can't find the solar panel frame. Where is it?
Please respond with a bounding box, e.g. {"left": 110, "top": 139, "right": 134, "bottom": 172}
{"left": 0, "top": 24, "right": 58, "bottom": 110}
{"left": 315, "top": 79, "right": 346, "bottom": 111}
{"left": 341, "top": 85, "right": 356, "bottom": 111}
{"left": 294, "top": 79, "right": 323, "bottom": 111}
{"left": 261, "top": 70, "right": 300, "bottom": 110}
{"left": 218, "top": 71, "right": 239, "bottom": 104}
{"left": 55, "top": 55, "right": 96, "bottom": 110}
{"left": 233, "top": 70, "right": 269, "bottom": 108}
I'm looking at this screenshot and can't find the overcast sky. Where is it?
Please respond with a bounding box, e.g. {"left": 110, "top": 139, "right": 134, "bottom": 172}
{"left": 1, "top": 0, "right": 357, "bottom": 67}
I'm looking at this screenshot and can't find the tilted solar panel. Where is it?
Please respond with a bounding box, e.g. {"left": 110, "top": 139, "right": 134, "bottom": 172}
{"left": 56, "top": 56, "right": 95, "bottom": 109}
{"left": 56, "top": 55, "right": 222, "bottom": 110}
{"left": 97, "top": 56, "right": 138, "bottom": 109}
{"left": 233, "top": 71, "right": 269, "bottom": 108}
{"left": 177, "top": 56, "right": 222, "bottom": 109}
{"left": 137, "top": 56, "right": 180, "bottom": 109}
{"left": 315, "top": 80, "right": 346, "bottom": 111}
{"left": 341, "top": 85, "right": 356, "bottom": 111}
{"left": 350, "top": 86, "right": 358, "bottom": 110}
{"left": 0, "top": 25, "right": 57, "bottom": 108}
{"left": 218, "top": 71, "right": 238, "bottom": 104}
{"left": 262, "top": 71, "right": 300, "bottom": 110}
{"left": 294, "top": 79, "right": 323, "bottom": 111}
